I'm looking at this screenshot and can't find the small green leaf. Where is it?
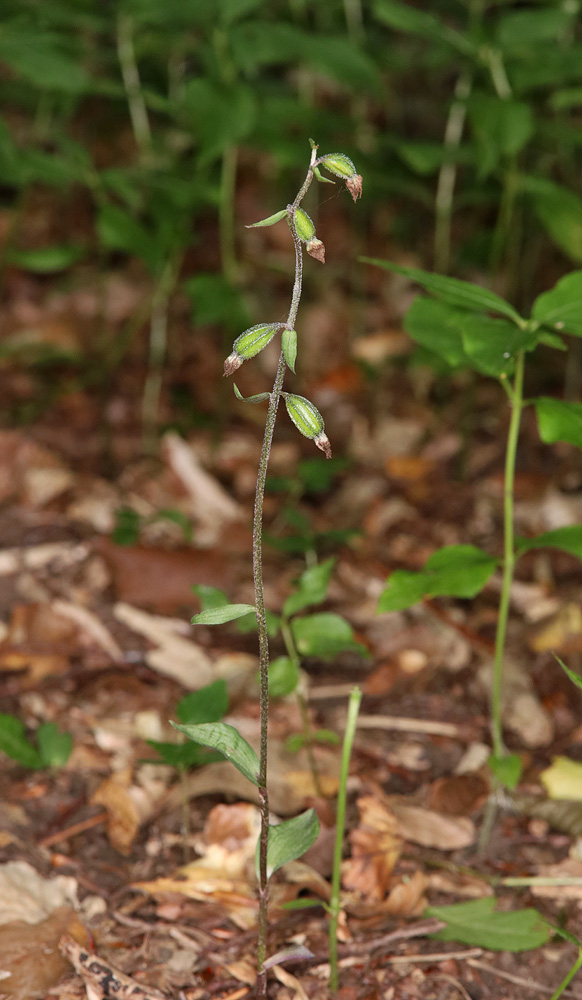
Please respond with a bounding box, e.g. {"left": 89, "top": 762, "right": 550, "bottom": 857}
{"left": 147, "top": 740, "right": 215, "bottom": 769}
{"left": 268, "top": 656, "right": 300, "bottom": 698}
{"left": 112, "top": 507, "right": 141, "bottom": 547}
{"left": 283, "top": 557, "right": 336, "bottom": 617}
{"left": 176, "top": 680, "right": 229, "bottom": 725}
{"left": 171, "top": 721, "right": 260, "bottom": 786}
{"left": 535, "top": 397, "right": 582, "bottom": 448}
{"left": 555, "top": 655, "right": 582, "bottom": 690}
{"left": 426, "top": 898, "right": 550, "bottom": 951}
{"left": 489, "top": 753, "right": 522, "bottom": 789}
{"left": 360, "top": 258, "right": 523, "bottom": 323}
{"left": 192, "top": 604, "right": 256, "bottom": 625}
{"left": 282, "top": 328, "right": 297, "bottom": 373}
{"left": 531, "top": 271, "right": 582, "bottom": 337}
{"left": 459, "top": 314, "right": 537, "bottom": 377}
{"left": 291, "top": 612, "right": 368, "bottom": 660}
{"left": 378, "top": 545, "right": 498, "bottom": 613}
{"left": 256, "top": 808, "right": 320, "bottom": 881}
{"left": 5, "top": 245, "right": 85, "bottom": 273}
{"left": 0, "top": 715, "right": 41, "bottom": 769}
{"left": 313, "top": 165, "right": 335, "bottom": 184}
{"left": 245, "top": 209, "right": 288, "bottom": 228}
{"left": 282, "top": 898, "right": 326, "bottom": 911}
{"left": 233, "top": 384, "right": 271, "bottom": 404}
{"left": 517, "top": 525, "right": 582, "bottom": 561}
{"left": 36, "top": 723, "right": 72, "bottom": 768}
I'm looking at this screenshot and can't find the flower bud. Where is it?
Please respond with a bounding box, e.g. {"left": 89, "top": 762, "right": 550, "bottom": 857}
{"left": 293, "top": 208, "right": 316, "bottom": 243}
{"left": 283, "top": 393, "right": 332, "bottom": 458}
{"left": 320, "top": 153, "right": 363, "bottom": 202}
{"left": 224, "top": 323, "right": 280, "bottom": 376}
{"left": 306, "top": 238, "right": 325, "bottom": 263}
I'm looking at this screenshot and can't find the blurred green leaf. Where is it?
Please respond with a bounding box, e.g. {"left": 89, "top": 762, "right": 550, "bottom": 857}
{"left": 176, "top": 680, "right": 229, "bottom": 725}
{"left": 426, "top": 898, "right": 550, "bottom": 951}
{"left": 283, "top": 557, "right": 336, "bottom": 618}
{"left": 4, "top": 245, "right": 85, "bottom": 273}
{"left": 532, "top": 271, "right": 582, "bottom": 337}
{"left": 268, "top": 656, "right": 300, "bottom": 698}
{"left": 517, "top": 525, "right": 582, "bottom": 561}
{"left": 192, "top": 604, "right": 256, "bottom": 625}
{"left": 291, "top": 613, "right": 368, "bottom": 660}
{"left": 0, "top": 715, "right": 41, "bottom": 769}
{"left": 379, "top": 545, "right": 498, "bottom": 612}
{"left": 534, "top": 398, "right": 582, "bottom": 449}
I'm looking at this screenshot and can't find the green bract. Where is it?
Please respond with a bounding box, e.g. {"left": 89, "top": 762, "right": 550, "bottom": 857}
{"left": 294, "top": 208, "right": 316, "bottom": 242}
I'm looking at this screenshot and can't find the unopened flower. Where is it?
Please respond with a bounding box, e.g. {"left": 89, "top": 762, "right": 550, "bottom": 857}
{"left": 224, "top": 323, "right": 280, "bottom": 376}
{"left": 320, "top": 153, "right": 363, "bottom": 202}
{"left": 294, "top": 208, "right": 316, "bottom": 242}
{"left": 314, "top": 432, "right": 332, "bottom": 458}
{"left": 307, "top": 237, "right": 325, "bottom": 263}
{"left": 282, "top": 392, "right": 331, "bottom": 457}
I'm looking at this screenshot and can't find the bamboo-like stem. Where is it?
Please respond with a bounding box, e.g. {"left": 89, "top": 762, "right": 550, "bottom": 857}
{"left": 254, "top": 150, "right": 318, "bottom": 999}
{"left": 116, "top": 13, "right": 152, "bottom": 161}
{"left": 491, "top": 351, "right": 525, "bottom": 759}
{"left": 434, "top": 71, "right": 472, "bottom": 274}
{"left": 329, "top": 687, "right": 362, "bottom": 993}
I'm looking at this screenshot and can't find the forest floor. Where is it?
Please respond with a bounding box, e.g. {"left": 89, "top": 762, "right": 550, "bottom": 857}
{"left": 1, "top": 185, "right": 582, "bottom": 1000}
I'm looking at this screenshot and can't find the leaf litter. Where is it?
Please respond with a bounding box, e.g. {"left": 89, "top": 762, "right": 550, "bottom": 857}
{"left": 1, "top": 192, "right": 582, "bottom": 1000}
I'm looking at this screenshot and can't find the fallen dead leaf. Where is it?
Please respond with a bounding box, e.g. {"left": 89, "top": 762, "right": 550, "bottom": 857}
{"left": 343, "top": 795, "right": 403, "bottom": 900}
{"left": 0, "top": 907, "right": 87, "bottom": 1000}
{"left": 90, "top": 769, "right": 141, "bottom": 855}
{"left": 0, "top": 861, "right": 78, "bottom": 925}
{"left": 163, "top": 432, "right": 243, "bottom": 546}
{"left": 429, "top": 774, "right": 490, "bottom": 816}
{"left": 113, "top": 602, "right": 214, "bottom": 688}
{"left": 388, "top": 798, "right": 476, "bottom": 850}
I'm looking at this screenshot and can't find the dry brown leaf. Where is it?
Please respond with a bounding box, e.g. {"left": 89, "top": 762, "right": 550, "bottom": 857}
{"left": 343, "top": 795, "right": 402, "bottom": 900}
{"left": 0, "top": 908, "right": 86, "bottom": 1000}
{"left": 0, "top": 861, "right": 78, "bottom": 925}
{"left": 90, "top": 770, "right": 140, "bottom": 855}
{"left": 113, "top": 602, "right": 214, "bottom": 687}
{"left": 59, "top": 935, "right": 167, "bottom": 1000}
{"left": 134, "top": 865, "right": 257, "bottom": 930}
{"left": 530, "top": 603, "right": 582, "bottom": 654}
{"left": 388, "top": 799, "right": 476, "bottom": 850}
{"left": 384, "top": 869, "right": 428, "bottom": 917}
{"left": 429, "top": 774, "right": 490, "bottom": 816}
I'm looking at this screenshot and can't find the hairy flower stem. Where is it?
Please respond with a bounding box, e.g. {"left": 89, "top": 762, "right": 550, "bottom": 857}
{"left": 491, "top": 350, "right": 525, "bottom": 759}
{"left": 254, "top": 154, "right": 316, "bottom": 998}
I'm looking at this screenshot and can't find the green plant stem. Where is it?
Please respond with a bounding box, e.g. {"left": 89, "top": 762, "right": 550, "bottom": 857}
{"left": 329, "top": 686, "right": 362, "bottom": 994}
{"left": 220, "top": 146, "right": 239, "bottom": 286}
{"left": 116, "top": 13, "right": 152, "bottom": 162}
{"left": 491, "top": 350, "right": 525, "bottom": 759}
{"left": 548, "top": 947, "right": 582, "bottom": 1000}
{"left": 434, "top": 71, "right": 472, "bottom": 273}
{"left": 254, "top": 153, "right": 317, "bottom": 998}
{"left": 142, "top": 256, "right": 180, "bottom": 453}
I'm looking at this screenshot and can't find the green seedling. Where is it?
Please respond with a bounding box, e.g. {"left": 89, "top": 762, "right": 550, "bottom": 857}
{"left": 0, "top": 715, "right": 72, "bottom": 769}
{"left": 176, "top": 142, "right": 362, "bottom": 997}
{"left": 363, "top": 261, "right": 582, "bottom": 791}
{"left": 112, "top": 506, "right": 193, "bottom": 547}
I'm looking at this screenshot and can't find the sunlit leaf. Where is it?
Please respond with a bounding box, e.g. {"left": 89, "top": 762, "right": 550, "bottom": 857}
{"left": 192, "top": 604, "right": 256, "bottom": 625}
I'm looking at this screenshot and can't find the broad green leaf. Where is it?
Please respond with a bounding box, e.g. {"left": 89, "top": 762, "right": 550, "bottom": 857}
{"left": 540, "top": 757, "right": 582, "bottom": 801}
{"left": 396, "top": 141, "right": 472, "bottom": 177}
{"left": 525, "top": 178, "right": 582, "bottom": 264}
{"left": 426, "top": 898, "right": 550, "bottom": 951}
{"left": 176, "top": 680, "right": 229, "bottom": 725}
{"left": 517, "top": 525, "right": 582, "bottom": 561}
{"left": 256, "top": 809, "right": 320, "bottom": 881}
{"left": 360, "top": 258, "right": 523, "bottom": 323}
{"left": 268, "top": 656, "right": 300, "bottom": 698}
{"left": 245, "top": 209, "right": 288, "bottom": 228}
{"left": 535, "top": 397, "right": 582, "bottom": 448}
{"left": 291, "top": 613, "right": 368, "bottom": 660}
{"left": 0, "top": 26, "right": 89, "bottom": 92}
{"left": 282, "top": 328, "right": 297, "bottom": 373}
{"left": 404, "top": 297, "right": 467, "bottom": 368}
{"left": 147, "top": 739, "right": 215, "bottom": 769}
{"left": 233, "top": 384, "right": 271, "bottom": 404}
{"left": 458, "top": 314, "right": 537, "bottom": 377}
{"left": 0, "top": 715, "right": 41, "bottom": 769}
{"left": 497, "top": 8, "right": 574, "bottom": 51}
{"left": 191, "top": 584, "right": 229, "bottom": 610}
{"left": 532, "top": 272, "right": 582, "bottom": 337}
{"left": 555, "top": 655, "right": 582, "bottom": 690}
{"left": 373, "top": 0, "right": 475, "bottom": 55}
{"left": 489, "top": 753, "right": 522, "bottom": 790}
{"left": 378, "top": 545, "right": 498, "bottom": 613}
{"left": 4, "top": 245, "right": 85, "bottom": 273}
{"left": 192, "top": 604, "right": 256, "bottom": 625}
{"left": 36, "top": 723, "right": 72, "bottom": 768}
{"left": 283, "top": 557, "right": 336, "bottom": 617}
{"left": 171, "top": 721, "right": 260, "bottom": 786}
{"left": 181, "top": 79, "right": 257, "bottom": 163}
{"left": 97, "top": 204, "right": 160, "bottom": 272}
{"left": 186, "top": 274, "right": 249, "bottom": 331}
{"left": 468, "top": 93, "right": 534, "bottom": 177}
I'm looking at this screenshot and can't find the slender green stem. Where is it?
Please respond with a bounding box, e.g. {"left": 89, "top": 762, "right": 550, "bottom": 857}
{"left": 434, "top": 71, "right": 472, "bottom": 274}
{"left": 491, "top": 351, "right": 525, "bottom": 759}
{"left": 116, "top": 13, "right": 152, "bottom": 161}
{"left": 329, "top": 687, "right": 362, "bottom": 994}
{"left": 254, "top": 152, "right": 317, "bottom": 999}
{"left": 220, "top": 146, "right": 239, "bottom": 286}
{"left": 141, "top": 256, "right": 180, "bottom": 454}
{"left": 548, "top": 948, "right": 582, "bottom": 1000}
